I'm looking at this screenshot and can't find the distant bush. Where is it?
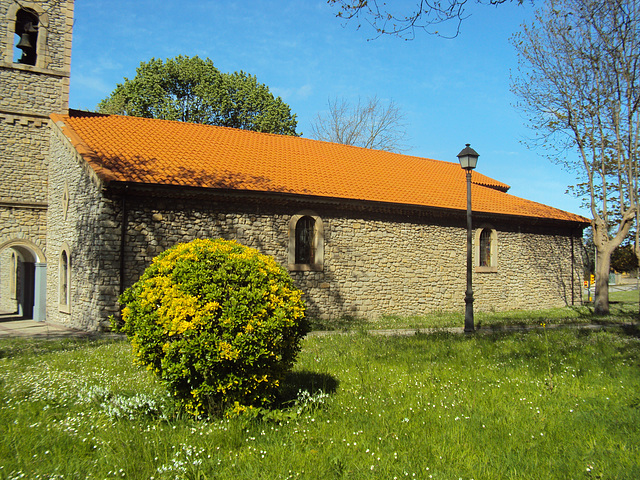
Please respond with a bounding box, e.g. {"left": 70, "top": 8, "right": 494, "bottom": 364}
{"left": 611, "top": 244, "right": 639, "bottom": 273}
{"left": 115, "top": 239, "right": 307, "bottom": 417}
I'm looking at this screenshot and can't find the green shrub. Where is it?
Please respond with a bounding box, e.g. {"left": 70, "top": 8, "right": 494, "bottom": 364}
{"left": 116, "top": 238, "right": 307, "bottom": 417}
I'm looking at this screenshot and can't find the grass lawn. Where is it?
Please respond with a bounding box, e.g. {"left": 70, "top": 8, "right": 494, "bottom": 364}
{"left": 309, "top": 289, "right": 640, "bottom": 331}
{"left": 1, "top": 322, "right": 639, "bottom": 479}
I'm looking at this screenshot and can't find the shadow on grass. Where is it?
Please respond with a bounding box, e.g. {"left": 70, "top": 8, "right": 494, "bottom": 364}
{"left": 620, "top": 324, "right": 640, "bottom": 338}
{"left": 0, "top": 336, "right": 124, "bottom": 360}
{"left": 472, "top": 301, "right": 639, "bottom": 331}
{"left": 307, "top": 315, "right": 368, "bottom": 332}
{"left": 275, "top": 369, "right": 340, "bottom": 407}
{"left": 570, "top": 302, "right": 639, "bottom": 324}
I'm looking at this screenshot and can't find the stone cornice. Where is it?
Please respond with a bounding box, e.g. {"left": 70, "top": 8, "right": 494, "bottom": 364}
{"left": 0, "top": 107, "right": 51, "bottom": 119}
{"left": 0, "top": 62, "right": 70, "bottom": 78}
{"left": 0, "top": 200, "right": 48, "bottom": 210}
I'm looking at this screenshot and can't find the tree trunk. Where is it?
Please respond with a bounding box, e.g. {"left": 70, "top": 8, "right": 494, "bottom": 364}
{"left": 591, "top": 211, "right": 635, "bottom": 315}
{"left": 594, "top": 248, "right": 612, "bottom": 315}
{"left": 636, "top": 223, "right": 639, "bottom": 315}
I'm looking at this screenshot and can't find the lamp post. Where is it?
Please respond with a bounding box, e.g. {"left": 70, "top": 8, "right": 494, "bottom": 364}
{"left": 457, "top": 144, "right": 479, "bottom": 333}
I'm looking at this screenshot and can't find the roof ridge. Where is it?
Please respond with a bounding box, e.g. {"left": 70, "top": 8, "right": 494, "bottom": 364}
{"left": 61, "top": 111, "right": 507, "bottom": 186}
{"left": 63, "top": 111, "right": 480, "bottom": 161}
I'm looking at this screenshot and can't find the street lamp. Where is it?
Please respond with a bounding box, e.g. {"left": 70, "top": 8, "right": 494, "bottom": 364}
{"left": 457, "top": 144, "right": 479, "bottom": 332}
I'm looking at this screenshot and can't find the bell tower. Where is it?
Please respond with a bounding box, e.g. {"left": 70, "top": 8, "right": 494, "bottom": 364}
{"left": 0, "top": 0, "right": 74, "bottom": 319}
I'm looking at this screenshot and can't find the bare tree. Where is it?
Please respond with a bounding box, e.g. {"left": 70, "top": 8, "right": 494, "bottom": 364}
{"left": 511, "top": 0, "right": 640, "bottom": 314}
{"left": 328, "top": 0, "right": 524, "bottom": 39}
{"left": 311, "top": 96, "right": 409, "bottom": 152}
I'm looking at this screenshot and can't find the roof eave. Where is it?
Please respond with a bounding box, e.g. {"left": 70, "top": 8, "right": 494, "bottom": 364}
{"left": 105, "top": 181, "right": 589, "bottom": 229}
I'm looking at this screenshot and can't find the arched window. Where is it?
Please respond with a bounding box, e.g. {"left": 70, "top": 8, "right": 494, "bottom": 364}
{"left": 479, "top": 229, "right": 492, "bottom": 267}
{"left": 295, "top": 216, "right": 315, "bottom": 264}
{"left": 288, "top": 211, "right": 324, "bottom": 271}
{"left": 475, "top": 227, "right": 498, "bottom": 272}
{"left": 14, "top": 8, "right": 39, "bottom": 65}
{"left": 59, "top": 247, "right": 71, "bottom": 313}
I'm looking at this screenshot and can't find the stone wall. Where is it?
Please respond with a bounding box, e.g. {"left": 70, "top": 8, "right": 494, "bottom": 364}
{"left": 0, "top": 0, "right": 74, "bottom": 73}
{"left": 0, "top": 249, "right": 13, "bottom": 313}
{"left": 0, "top": 119, "right": 50, "bottom": 203}
{"left": 0, "top": 203, "right": 47, "bottom": 251}
{"left": 0, "top": 113, "right": 50, "bottom": 313}
{"left": 116, "top": 198, "right": 582, "bottom": 322}
{"left": 46, "top": 124, "right": 121, "bottom": 329}
{"left": 48, "top": 169, "right": 582, "bottom": 330}
{"left": 0, "top": 0, "right": 72, "bottom": 203}
{"left": 0, "top": 70, "right": 70, "bottom": 118}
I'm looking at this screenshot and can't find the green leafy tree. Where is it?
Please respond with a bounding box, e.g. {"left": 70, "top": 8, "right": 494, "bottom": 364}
{"left": 511, "top": 0, "right": 640, "bottom": 314}
{"left": 98, "top": 55, "right": 298, "bottom": 135}
{"left": 611, "top": 244, "right": 639, "bottom": 273}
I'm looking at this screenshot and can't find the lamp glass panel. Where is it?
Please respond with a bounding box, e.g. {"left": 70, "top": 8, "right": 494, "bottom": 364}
{"left": 459, "top": 155, "right": 477, "bottom": 169}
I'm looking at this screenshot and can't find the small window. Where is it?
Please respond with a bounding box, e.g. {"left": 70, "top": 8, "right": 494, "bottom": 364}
{"left": 288, "top": 211, "right": 324, "bottom": 271}
{"left": 14, "top": 8, "right": 39, "bottom": 66}
{"left": 479, "top": 229, "right": 492, "bottom": 267}
{"left": 295, "top": 216, "right": 316, "bottom": 264}
{"left": 59, "top": 248, "right": 71, "bottom": 313}
{"left": 475, "top": 227, "right": 497, "bottom": 272}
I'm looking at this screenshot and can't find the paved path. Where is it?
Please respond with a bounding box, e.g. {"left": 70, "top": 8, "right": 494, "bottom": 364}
{"left": 0, "top": 314, "right": 98, "bottom": 338}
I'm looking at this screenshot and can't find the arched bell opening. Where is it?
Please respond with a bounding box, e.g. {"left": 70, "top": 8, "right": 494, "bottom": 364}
{"left": 13, "top": 7, "right": 39, "bottom": 65}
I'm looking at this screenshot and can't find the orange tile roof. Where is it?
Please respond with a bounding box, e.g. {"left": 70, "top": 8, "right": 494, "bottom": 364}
{"left": 51, "top": 111, "right": 589, "bottom": 224}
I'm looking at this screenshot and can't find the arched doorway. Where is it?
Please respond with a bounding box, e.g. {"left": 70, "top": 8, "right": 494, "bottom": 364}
{"left": 0, "top": 240, "right": 46, "bottom": 321}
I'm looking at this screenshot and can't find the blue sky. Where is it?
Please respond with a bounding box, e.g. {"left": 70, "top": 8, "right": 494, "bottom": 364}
{"left": 68, "top": 0, "right": 587, "bottom": 217}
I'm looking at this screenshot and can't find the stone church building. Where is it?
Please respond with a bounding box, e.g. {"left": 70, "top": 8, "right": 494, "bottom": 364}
{"left": 1, "top": 0, "right": 73, "bottom": 322}
{"left": 1, "top": 0, "right": 589, "bottom": 331}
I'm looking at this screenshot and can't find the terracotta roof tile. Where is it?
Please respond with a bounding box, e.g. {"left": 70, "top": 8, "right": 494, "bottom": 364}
{"left": 50, "top": 111, "right": 589, "bottom": 224}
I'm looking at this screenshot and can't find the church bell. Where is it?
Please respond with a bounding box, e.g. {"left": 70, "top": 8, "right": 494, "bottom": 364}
{"left": 16, "top": 32, "right": 33, "bottom": 51}
{"left": 15, "top": 19, "right": 38, "bottom": 65}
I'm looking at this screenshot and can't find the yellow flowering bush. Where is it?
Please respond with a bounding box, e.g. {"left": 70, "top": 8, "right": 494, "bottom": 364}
{"left": 116, "top": 239, "right": 307, "bottom": 417}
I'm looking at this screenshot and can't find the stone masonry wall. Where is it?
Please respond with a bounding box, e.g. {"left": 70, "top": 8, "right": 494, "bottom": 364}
{"left": 1, "top": 0, "right": 74, "bottom": 73}
{"left": 0, "top": 119, "right": 50, "bottom": 203}
{"left": 475, "top": 228, "right": 581, "bottom": 311}
{"left": 47, "top": 124, "right": 121, "bottom": 329}
{"left": 120, "top": 199, "right": 288, "bottom": 287}
{"left": 0, "top": 248, "right": 13, "bottom": 313}
{"left": 291, "top": 214, "right": 582, "bottom": 319}
{"left": 110, "top": 195, "right": 582, "bottom": 328}
{"left": 0, "top": 70, "right": 69, "bottom": 117}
